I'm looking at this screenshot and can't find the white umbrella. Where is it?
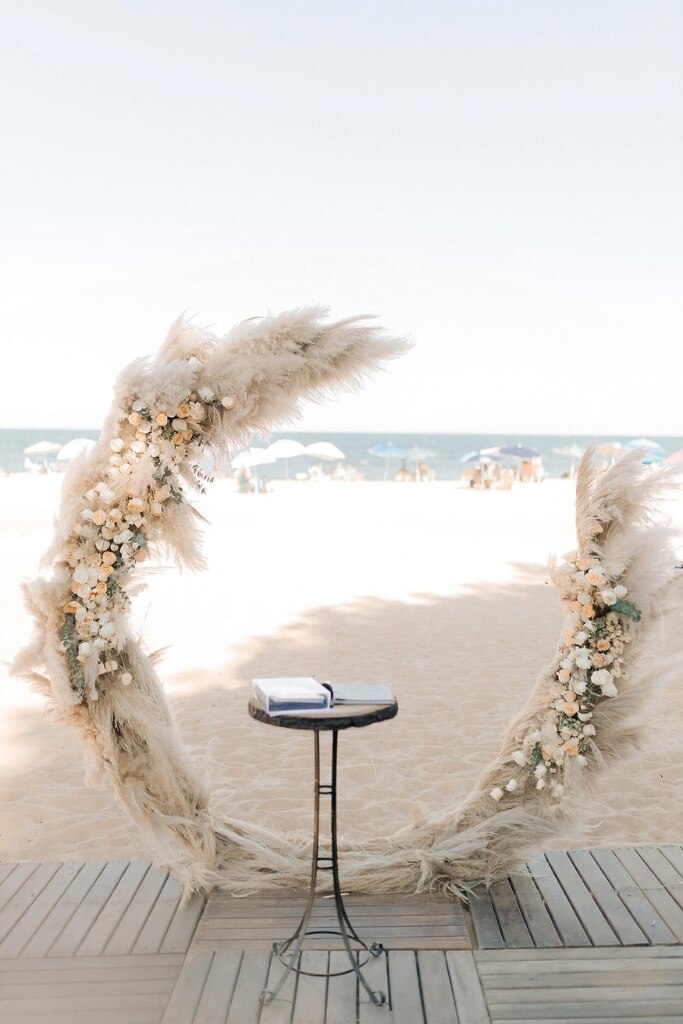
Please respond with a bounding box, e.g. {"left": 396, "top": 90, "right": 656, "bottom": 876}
{"left": 231, "top": 448, "right": 276, "bottom": 469}
{"left": 304, "top": 441, "right": 345, "bottom": 461}
{"left": 24, "top": 440, "right": 62, "bottom": 456}
{"left": 57, "top": 438, "right": 97, "bottom": 461}
{"left": 266, "top": 439, "right": 307, "bottom": 460}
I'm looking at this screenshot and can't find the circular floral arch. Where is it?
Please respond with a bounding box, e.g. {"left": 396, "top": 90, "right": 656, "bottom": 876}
{"left": 13, "top": 308, "right": 678, "bottom": 895}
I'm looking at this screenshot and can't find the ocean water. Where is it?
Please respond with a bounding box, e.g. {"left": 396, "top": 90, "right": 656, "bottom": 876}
{"left": 3, "top": 428, "right": 682, "bottom": 481}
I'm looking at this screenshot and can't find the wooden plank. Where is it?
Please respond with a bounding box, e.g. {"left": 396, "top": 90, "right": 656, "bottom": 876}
{"left": 0, "top": 860, "right": 85, "bottom": 956}
{"left": 1, "top": 1011, "right": 161, "bottom": 1024}
{"left": 133, "top": 872, "right": 183, "bottom": 954}
{"left": 477, "top": 956, "right": 683, "bottom": 976}
{"left": 0, "top": 958, "right": 183, "bottom": 985}
{"left": 469, "top": 886, "right": 505, "bottom": 949}
{"left": 327, "top": 950, "right": 359, "bottom": 1024}
{"left": 161, "top": 949, "right": 215, "bottom": 1024}
{"left": 590, "top": 847, "right": 677, "bottom": 945}
{"left": 0, "top": 863, "right": 39, "bottom": 913}
{"left": 22, "top": 860, "right": 106, "bottom": 957}
{"left": 388, "top": 951, "right": 424, "bottom": 1024}
{"left": 260, "top": 950, "right": 298, "bottom": 1024}
{"left": 192, "top": 949, "right": 242, "bottom": 1024}
{"left": 545, "top": 851, "right": 619, "bottom": 946}
{"left": 160, "top": 892, "right": 206, "bottom": 954}
{"left": 483, "top": 966, "right": 683, "bottom": 988}
{"left": 225, "top": 950, "right": 271, "bottom": 1023}
{"left": 0, "top": 864, "right": 17, "bottom": 887}
{"left": 507, "top": 871, "right": 562, "bottom": 948}
{"left": 77, "top": 859, "right": 151, "bottom": 956}
{"left": 486, "top": 999, "right": 683, "bottom": 1019}
{"left": 359, "top": 951, "right": 391, "bottom": 1023}
{"left": 446, "top": 951, "right": 490, "bottom": 1024}
{"left": 566, "top": 849, "right": 648, "bottom": 946}
{"left": 417, "top": 951, "right": 458, "bottom": 1023}
{"left": 105, "top": 864, "right": 169, "bottom": 955}
{"left": 488, "top": 879, "right": 532, "bottom": 948}
{"left": 613, "top": 846, "right": 683, "bottom": 941}
{"left": 660, "top": 844, "right": 683, "bottom": 878}
{"left": 50, "top": 859, "right": 129, "bottom": 956}
{"left": 526, "top": 856, "right": 590, "bottom": 947}
{"left": 291, "top": 951, "right": 328, "bottom": 1024}
{"left": 476, "top": 945, "right": 683, "bottom": 961}
{"left": 638, "top": 846, "right": 683, "bottom": 902}
{"left": 491, "top": 1015, "right": 683, "bottom": 1024}
{"left": 0, "top": 862, "right": 60, "bottom": 946}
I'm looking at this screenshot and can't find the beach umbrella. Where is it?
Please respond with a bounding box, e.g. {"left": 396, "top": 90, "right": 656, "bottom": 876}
{"left": 461, "top": 451, "right": 503, "bottom": 463}
{"left": 57, "top": 438, "right": 97, "bottom": 461}
{"left": 368, "top": 441, "right": 411, "bottom": 480}
{"left": 553, "top": 444, "right": 585, "bottom": 459}
{"left": 627, "top": 437, "right": 665, "bottom": 453}
{"left": 596, "top": 441, "right": 624, "bottom": 458}
{"left": 642, "top": 451, "right": 665, "bottom": 465}
{"left": 266, "top": 439, "right": 307, "bottom": 460}
{"left": 497, "top": 444, "right": 541, "bottom": 459}
{"left": 24, "top": 440, "right": 62, "bottom": 456}
{"left": 264, "top": 438, "right": 307, "bottom": 479}
{"left": 232, "top": 447, "right": 276, "bottom": 469}
{"left": 304, "top": 441, "right": 346, "bottom": 460}
{"left": 368, "top": 442, "right": 410, "bottom": 460}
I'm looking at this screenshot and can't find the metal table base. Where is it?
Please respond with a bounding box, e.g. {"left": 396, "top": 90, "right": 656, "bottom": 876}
{"left": 259, "top": 729, "right": 387, "bottom": 1007}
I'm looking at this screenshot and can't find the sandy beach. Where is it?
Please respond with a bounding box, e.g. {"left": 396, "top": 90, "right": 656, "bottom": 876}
{"left": 2, "top": 473, "right": 683, "bottom": 865}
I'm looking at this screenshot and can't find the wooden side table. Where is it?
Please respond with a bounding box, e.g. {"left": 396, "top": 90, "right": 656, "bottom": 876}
{"left": 248, "top": 698, "right": 398, "bottom": 1007}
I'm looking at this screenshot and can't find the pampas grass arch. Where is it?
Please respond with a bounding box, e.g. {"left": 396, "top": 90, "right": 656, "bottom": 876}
{"left": 12, "top": 308, "right": 682, "bottom": 897}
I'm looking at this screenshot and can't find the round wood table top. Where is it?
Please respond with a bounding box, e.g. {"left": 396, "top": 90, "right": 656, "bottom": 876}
{"left": 248, "top": 699, "right": 398, "bottom": 732}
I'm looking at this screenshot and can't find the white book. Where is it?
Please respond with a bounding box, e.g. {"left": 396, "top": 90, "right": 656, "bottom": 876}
{"left": 331, "top": 683, "right": 395, "bottom": 705}
{"left": 252, "top": 677, "right": 331, "bottom": 716}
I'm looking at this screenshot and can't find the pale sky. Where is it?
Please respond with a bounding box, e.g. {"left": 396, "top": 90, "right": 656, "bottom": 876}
{"left": 1, "top": 1, "right": 681, "bottom": 434}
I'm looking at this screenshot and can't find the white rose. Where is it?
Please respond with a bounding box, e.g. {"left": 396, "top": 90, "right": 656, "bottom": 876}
{"left": 490, "top": 787, "right": 504, "bottom": 802}
{"left": 121, "top": 672, "right": 133, "bottom": 686}
{"left": 505, "top": 778, "right": 518, "bottom": 792}
{"left": 221, "top": 395, "right": 235, "bottom": 409}
{"left": 198, "top": 386, "right": 214, "bottom": 402}
{"left": 534, "top": 764, "right": 548, "bottom": 778}
{"left": 511, "top": 750, "right": 526, "bottom": 767}
{"left": 562, "top": 549, "right": 578, "bottom": 563}
{"left": 600, "top": 589, "right": 617, "bottom": 606}
{"left": 591, "top": 668, "right": 613, "bottom": 689}
{"left": 73, "top": 565, "right": 90, "bottom": 584}
{"left": 583, "top": 724, "right": 596, "bottom": 736}
{"left": 536, "top": 778, "right": 546, "bottom": 790}
{"left": 576, "top": 754, "right": 587, "bottom": 767}
{"left": 172, "top": 418, "right": 187, "bottom": 431}
{"left": 614, "top": 584, "right": 628, "bottom": 598}
{"left": 110, "top": 438, "right": 124, "bottom": 453}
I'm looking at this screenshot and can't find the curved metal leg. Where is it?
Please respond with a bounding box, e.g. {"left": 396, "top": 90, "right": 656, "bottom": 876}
{"left": 329, "top": 730, "right": 386, "bottom": 1006}
{"left": 259, "top": 733, "right": 322, "bottom": 1006}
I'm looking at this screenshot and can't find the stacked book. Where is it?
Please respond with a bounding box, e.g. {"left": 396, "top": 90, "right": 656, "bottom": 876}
{"left": 252, "top": 677, "right": 395, "bottom": 717}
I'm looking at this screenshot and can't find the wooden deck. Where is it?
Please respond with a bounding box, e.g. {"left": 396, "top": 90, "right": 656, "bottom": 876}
{"left": 1, "top": 845, "right": 682, "bottom": 1023}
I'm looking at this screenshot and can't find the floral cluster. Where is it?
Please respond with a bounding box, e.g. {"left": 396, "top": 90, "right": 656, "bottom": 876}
{"left": 59, "top": 381, "right": 235, "bottom": 699}
{"left": 490, "top": 549, "right": 641, "bottom": 803}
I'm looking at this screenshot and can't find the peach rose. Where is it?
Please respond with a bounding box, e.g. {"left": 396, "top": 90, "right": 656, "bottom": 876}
{"left": 156, "top": 413, "right": 168, "bottom": 426}
{"left": 102, "top": 551, "right": 116, "bottom": 565}
{"left": 128, "top": 412, "right": 141, "bottom": 427}
{"left": 562, "top": 701, "right": 579, "bottom": 717}
{"left": 172, "top": 433, "right": 184, "bottom": 445}
{"left": 564, "top": 739, "right": 579, "bottom": 756}
{"left": 177, "top": 403, "right": 191, "bottom": 418}
{"left": 582, "top": 604, "right": 595, "bottom": 618}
